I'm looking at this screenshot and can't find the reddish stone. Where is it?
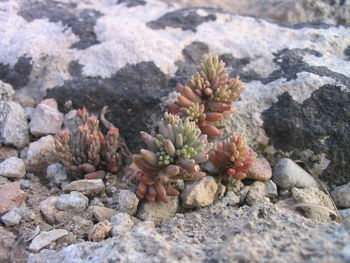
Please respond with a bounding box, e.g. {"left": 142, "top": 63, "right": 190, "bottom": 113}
{"left": 84, "top": 170, "right": 105, "bottom": 180}
{"left": 246, "top": 158, "right": 272, "bottom": 181}
{"left": 0, "top": 182, "right": 27, "bottom": 214}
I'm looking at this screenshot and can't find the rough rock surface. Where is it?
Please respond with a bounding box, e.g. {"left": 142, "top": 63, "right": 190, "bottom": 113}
{"left": 0, "top": 100, "right": 29, "bottom": 148}
{"left": 0, "top": 156, "right": 26, "bottom": 178}
{"left": 137, "top": 197, "right": 179, "bottom": 225}
{"left": 1, "top": 209, "right": 22, "bottom": 226}
{"left": 28, "top": 203, "right": 350, "bottom": 263}
{"left": 291, "top": 187, "right": 335, "bottom": 222}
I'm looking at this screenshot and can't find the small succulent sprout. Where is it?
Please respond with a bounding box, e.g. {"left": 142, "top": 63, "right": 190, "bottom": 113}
{"left": 209, "top": 135, "right": 256, "bottom": 181}
{"left": 168, "top": 55, "right": 244, "bottom": 138}
{"left": 134, "top": 113, "right": 213, "bottom": 203}
{"left": 55, "top": 107, "right": 122, "bottom": 179}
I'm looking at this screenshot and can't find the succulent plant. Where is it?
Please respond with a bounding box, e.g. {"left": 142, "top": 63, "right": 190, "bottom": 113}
{"left": 168, "top": 55, "right": 244, "bottom": 137}
{"left": 133, "top": 113, "right": 213, "bottom": 203}
{"left": 209, "top": 135, "right": 256, "bottom": 181}
{"left": 55, "top": 107, "right": 121, "bottom": 179}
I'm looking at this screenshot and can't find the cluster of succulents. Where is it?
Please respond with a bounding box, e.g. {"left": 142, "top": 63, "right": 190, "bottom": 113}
{"left": 209, "top": 135, "right": 256, "bottom": 181}
{"left": 133, "top": 113, "right": 213, "bottom": 202}
{"left": 55, "top": 107, "right": 121, "bottom": 179}
{"left": 168, "top": 55, "right": 244, "bottom": 137}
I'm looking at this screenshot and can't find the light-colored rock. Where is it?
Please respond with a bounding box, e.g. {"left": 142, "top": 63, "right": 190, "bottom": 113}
{"left": 0, "top": 146, "right": 17, "bottom": 161}
{"left": 331, "top": 183, "right": 350, "bottom": 208}
{"left": 181, "top": 176, "right": 218, "bottom": 208}
{"left": 0, "top": 181, "right": 27, "bottom": 214}
{"left": 110, "top": 212, "right": 134, "bottom": 236}
{"left": 0, "top": 101, "right": 29, "bottom": 148}
{"left": 0, "top": 226, "right": 16, "bottom": 262}
{"left": 246, "top": 181, "right": 270, "bottom": 206}
{"left": 137, "top": 197, "right": 179, "bottom": 226}
{"left": 117, "top": 189, "right": 139, "bottom": 215}
{"left": 341, "top": 244, "right": 350, "bottom": 262}
{"left": 28, "top": 203, "right": 350, "bottom": 263}
{"left": 0, "top": 80, "right": 15, "bottom": 100}
{"left": 246, "top": 157, "right": 272, "bottom": 181}
{"left": 25, "top": 135, "right": 58, "bottom": 172}
{"left": 29, "top": 229, "right": 68, "bottom": 252}
{"left": 272, "top": 158, "right": 319, "bottom": 190}
{"left": 56, "top": 191, "right": 89, "bottom": 213}
{"left": 291, "top": 187, "right": 334, "bottom": 222}
{"left": 29, "top": 98, "right": 64, "bottom": 136}
{"left": 46, "top": 163, "right": 68, "bottom": 187}
{"left": 63, "top": 179, "right": 105, "bottom": 197}
{"left": 1, "top": 209, "right": 21, "bottom": 226}
{"left": 91, "top": 206, "right": 118, "bottom": 222}
{"left": 265, "top": 180, "right": 278, "bottom": 199}
{"left": 88, "top": 220, "right": 112, "bottom": 242}
{"left": 40, "top": 196, "right": 70, "bottom": 225}
{"left": 0, "top": 156, "right": 26, "bottom": 178}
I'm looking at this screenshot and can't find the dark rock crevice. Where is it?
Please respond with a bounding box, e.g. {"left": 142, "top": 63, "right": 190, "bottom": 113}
{"left": 46, "top": 61, "right": 171, "bottom": 151}
{"left": 262, "top": 84, "right": 350, "bottom": 187}
{"left": 0, "top": 56, "right": 33, "bottom": 89}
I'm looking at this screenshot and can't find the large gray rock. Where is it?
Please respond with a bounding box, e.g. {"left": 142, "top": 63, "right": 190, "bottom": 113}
{"left": 272, "top": 158, "right": 319, "bottom": 190}
{"left": 0, "top": 101, "right": 29, "bottom": 148}
{"left": 28, "top": 203, "right": 350, "bottom": 263}
{"left": 0, "top": 156, "right": 26, "bottom": 178}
